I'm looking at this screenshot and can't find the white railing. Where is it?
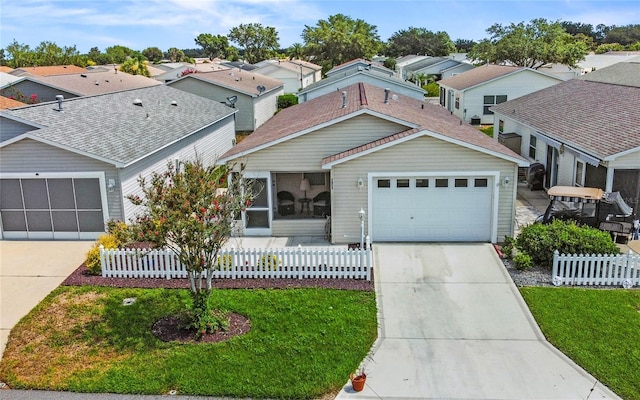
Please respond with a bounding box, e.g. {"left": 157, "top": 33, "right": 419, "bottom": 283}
{"left": 552, "top": 250, "right": 640, "bottom": 288}
{"left": 100, "top": 243, "right": 371, "bottom": 281}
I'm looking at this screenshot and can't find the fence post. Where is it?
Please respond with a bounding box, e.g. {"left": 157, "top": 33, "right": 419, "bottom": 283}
{"left": 366, "top": 236, "right": 371, "bottom": 281}
{"left": 552, "top": 250, "right": 559, "bottom": 284}
{"left": 100, "top": 245, "right": 106, "bottom": 277}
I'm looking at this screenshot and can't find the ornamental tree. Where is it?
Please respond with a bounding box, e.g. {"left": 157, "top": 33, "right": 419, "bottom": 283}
{"left": 127, "top": 159, "right": 257, "bottom": 338}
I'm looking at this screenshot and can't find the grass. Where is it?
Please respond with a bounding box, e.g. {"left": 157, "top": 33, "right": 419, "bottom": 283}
{"left": 0, "top": 286, "right": 377, "bottom": 399}
{"left": 478, "top": 125, "right": 493, "bottom": 137}
{"left": 520, "top": 287, "right": 640, "bottom": 400}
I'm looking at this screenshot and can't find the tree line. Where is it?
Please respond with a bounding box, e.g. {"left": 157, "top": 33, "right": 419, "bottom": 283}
{"left": 2, "top": 15, "right": 639, "bottom": 75}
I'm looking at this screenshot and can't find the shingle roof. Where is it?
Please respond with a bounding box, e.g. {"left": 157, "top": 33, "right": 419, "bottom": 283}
{"left": 0, "top": 96, "right": 26, "bottom": 109}
{"left": 438, "top": 64, "right": 522, "bottom": 90}
{"left": 491, "top": 78, "right": 640, "bottom": 159}
{"left": 220, "top": 82, "right": 525, "bottom": 163}
{"left": 35, "top": 70, "right": 161, "bottom": 96}
{"left": 297, "top": 68, "right": 423, "bottom": 95}
{"left": 1, "top": 85, "right": 236, "bottom": 166}
{"left": 170, "top": 70, "right": 283, "bottom": 96}
{"left": 578, "top": 60, "right": 640, "bottom": 88}
{"left": 10, "top": 65, "right": 87, "bottom": 77}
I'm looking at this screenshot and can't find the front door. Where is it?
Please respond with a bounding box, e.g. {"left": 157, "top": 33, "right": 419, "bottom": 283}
{"left": 243, "top": 175, "right": 272, "bottom": 236}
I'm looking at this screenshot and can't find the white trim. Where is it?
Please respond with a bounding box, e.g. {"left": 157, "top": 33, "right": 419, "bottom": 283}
{"left": 604, "top": 146, "right": 640, "bottom": 162}
{"left": 367, "top": 171, "right": 500, "bottom": 243}
{"left": 0, "top": 171, "right": 109, "bottom": 240}
{"left": 322, "top": 129, "right": 528, "bottom": 169}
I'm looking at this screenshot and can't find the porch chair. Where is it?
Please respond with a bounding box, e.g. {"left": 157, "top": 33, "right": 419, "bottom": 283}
{"left": 277, "top": 191, "right": 295, "bottom": 216}
{"left": 313, "top": 191, "right": 331, "bottom": 217}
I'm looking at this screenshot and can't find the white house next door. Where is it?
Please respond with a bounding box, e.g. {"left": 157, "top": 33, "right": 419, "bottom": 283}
{"left": 372, "top": 175, "right": 494, "bottom": 242}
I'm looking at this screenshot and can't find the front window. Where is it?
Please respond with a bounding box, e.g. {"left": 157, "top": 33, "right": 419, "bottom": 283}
{"left": 454, "top": 95, "right": 460, "bottom": 109}
{"left": 498, "top": 119, "right": 504, "bottom": 134}
{"left": 529, "top": 136, "right": 537, "bottom": 159}
{"left": 483, "top": 95, "right": 507, "bottom": 115}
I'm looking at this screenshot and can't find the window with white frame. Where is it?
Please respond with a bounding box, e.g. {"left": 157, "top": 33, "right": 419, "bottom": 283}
{"left": 454, "top": 95, "right": 460, "bottom": 109}
{"left": 498, "top": 119, "right": 504, "bottom": 134}
{"left": 575, "top": 160, "right": 585, "bottom": 187}
{"left": 483, "top": 95, "right": 507, "bottom": 114}
{"left": 528, "top": 135, "right": 537, "bottom": 159}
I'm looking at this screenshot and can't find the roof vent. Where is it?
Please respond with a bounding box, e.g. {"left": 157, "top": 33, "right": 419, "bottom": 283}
{"left": 133, "top": 99, "right": 143, "bottom": 106}
{"left": 95, "top": 80, "right": 99, "bottom": 85}
{"left": 342, "top": 91, "right": 347, "bottom": 108}
{"left": 80, "top": 74, "right": 87, "bottom": 78}
{"left": 384, "top": 88, "right": 390, "bottom": 104}
{"left": 55, "top": 94, "right": 64, "bottom": 111}
{"left": 170, "top": 100, "right": 178, "bottom": 106}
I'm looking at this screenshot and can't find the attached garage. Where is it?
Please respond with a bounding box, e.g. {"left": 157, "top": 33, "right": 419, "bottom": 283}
{"left": 371, "top": 174, "right": 495, "bottom": 242}
{"left": 0, "top": 173, "right": 107, "bottom": 240}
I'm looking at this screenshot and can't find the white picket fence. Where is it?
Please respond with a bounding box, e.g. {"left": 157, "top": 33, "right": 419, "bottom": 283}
{"left": 100, "top": 243, "right": 371, "bottom": 281}
{"left": 552, "top": 250, "right": 640, "bottom": 288}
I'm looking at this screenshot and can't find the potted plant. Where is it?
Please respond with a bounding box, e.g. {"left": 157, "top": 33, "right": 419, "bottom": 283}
{"left": 350, "top": 368, "right": 367, "bottom": 392}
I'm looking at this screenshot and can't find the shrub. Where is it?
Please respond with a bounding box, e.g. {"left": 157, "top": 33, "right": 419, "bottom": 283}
{"left": 85, "top": 233, "right": 121, "bottom": 275}
{"left": 259, "top": 254, "right": 280, "bottom": 270}
{"left": 516, "top": 220, "right": 620, "bottom": 268}
{"left": 513, "top": 251, "right": 533, "bottom": 270}
{"left": 106, "top": 219, "right": 132, "bottom": 245}
{"left": 277, "top": 94, "right": 298, "bottom": 109}
{"left": 502, "top": 236, "right": 515, "bottom": 258}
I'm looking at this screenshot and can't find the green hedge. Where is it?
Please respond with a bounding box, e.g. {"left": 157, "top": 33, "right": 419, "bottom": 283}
{"left": 515, "top": 220, "right": 620, "bottom": 268}
{"left": 277, "top": 94, "right": 298, "bottom": 109}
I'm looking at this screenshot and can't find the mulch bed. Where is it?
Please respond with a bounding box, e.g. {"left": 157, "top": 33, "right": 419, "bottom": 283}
{"left": 152, "top": 312, "right": 251, "bottom": 343}
{"left": 62, "top": 263, "right": 374, "bottom": 291}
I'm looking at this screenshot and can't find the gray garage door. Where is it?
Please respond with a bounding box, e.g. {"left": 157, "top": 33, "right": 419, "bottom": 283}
{"left": 0, "top": 177, "right": 105, "bottom": 239}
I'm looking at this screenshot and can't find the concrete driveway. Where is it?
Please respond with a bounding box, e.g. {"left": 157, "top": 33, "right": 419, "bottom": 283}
{"left": 0, "top": 240, "right": 93, "bottom": 360}
{"left": 337, "top": 243, "right": 620, "bottom": 399}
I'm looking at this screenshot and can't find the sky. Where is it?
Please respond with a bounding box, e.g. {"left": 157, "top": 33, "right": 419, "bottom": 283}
{"left": 1, "top": 0, "right": 639, "bottom": 54}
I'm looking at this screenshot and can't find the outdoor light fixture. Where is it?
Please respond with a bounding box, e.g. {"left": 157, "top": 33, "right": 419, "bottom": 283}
{"left": 107, "top": 179, "right": 116, "bottom": 192}
{"left": 503, "top": 176, "right": 511, "bottom": 187}
{"left": 357, "top": 177, "right": 364, "bottom": 189}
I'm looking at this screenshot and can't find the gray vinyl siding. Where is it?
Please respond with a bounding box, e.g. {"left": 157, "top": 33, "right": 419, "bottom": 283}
{"left": 0, "top": 117, "right": 36, "bottom": 142}
{"left": 331, "top": 136, "right": 517, "bottom": 243}
{"left": 272, "top": 219, "right": 326, "bottom": 237}
{"left": 232, "top": 114, "right": 409, "bottom": 171}
{"left": 610, "top": 150, "right": 640, "bottom": 169}
{"left": 253, "top": 89, "right": 283, "bottom": 130}
{"left": 0, "top": 81, "right": 78, "bottom": 103}
{"left": 120, "top": 117, "right": 235, "bottom": 220}
{"left": 169, "top": 78, "right": 257, "bottom": 132}
{"left": 0, "top": 138, "right": 122, "bottom": 221}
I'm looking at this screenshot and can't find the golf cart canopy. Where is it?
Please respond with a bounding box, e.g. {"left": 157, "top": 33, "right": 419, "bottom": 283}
{"left": 547, "top": 186, "right": 603, "bottom": 203}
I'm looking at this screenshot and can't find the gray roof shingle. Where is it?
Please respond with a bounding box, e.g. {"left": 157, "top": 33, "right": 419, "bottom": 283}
{"left": 2, "top": 85, "right": 236, "bottom": 166}
{"left": 491, "top": 78, "right": 640, "bottom": 159}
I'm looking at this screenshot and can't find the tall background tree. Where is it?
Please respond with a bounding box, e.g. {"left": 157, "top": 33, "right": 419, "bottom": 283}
{"left": 195, "top": 33, "right": 231, "bottom": 60}
{"left": 104, "top": 45, "right": 136, "bottom": 64}
{"left": 142, "top": 47, "right": 164, "bottom": 63}
{"left": 302, "top": 13, "right": 382, "bottom": 73}
{"left": 166, "top": 47, "right": 186, "bottom": 62}
{"left": 468, "top": 18, "right": 589, "bottom": 68}
{"left": 385, "top": 27, "right": 456, "bottom": 57}
{"left": 228, "top": 23, "right": 279, "bottom": 64}
{"left": 119, "top": 54, "right": 151, "bottom": 77}
{"left": 127, "top": 160, "right": 256, "bottom": 338}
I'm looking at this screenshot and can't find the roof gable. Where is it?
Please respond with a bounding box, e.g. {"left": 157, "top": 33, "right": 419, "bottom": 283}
{"left": 439, "top": 65, "right": 521, "bottom": 90}
{"left": 168, "top": 70, "right": 283, "bottom": 97}
{"left": 220, "top": 82, "right": 525, "bottom": 163}
{"left": 10, "top": 65, "right": 87, "bottom": 77}
{"left": 298, "top": 68, "right": 424, "bottom": 96}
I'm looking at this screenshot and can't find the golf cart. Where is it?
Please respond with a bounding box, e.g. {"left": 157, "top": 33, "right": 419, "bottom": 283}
{"left": 537, "top": 186, "right": 635, "bottom": 243}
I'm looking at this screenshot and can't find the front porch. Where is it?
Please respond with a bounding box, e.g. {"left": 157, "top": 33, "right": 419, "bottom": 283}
{"left": 272, "top": 172, "right": 330, "bottom": 220}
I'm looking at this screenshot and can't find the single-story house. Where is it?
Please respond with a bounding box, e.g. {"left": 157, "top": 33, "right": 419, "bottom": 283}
{"left": 218, "top": 82, "right": 527, "bottom": 244}
{"left": 1, "top": 70, "right": 161, "bottom": 103}
{"left": 297, "top": 67, "right": 426, "bottom": 103}
{"left": 8, "top": 65, "right": 88, "bottom": 77}
{"left": 252, "top": 59, "right": 322, "bottom": 94}
{"left": 438, "top": 64, "right": 564, "bottom": 125}
{"left": 491, "top": 61, "right": 640, "bottom": 216}
{"left": 167, "top": 69, "right": 284, "bottom": 133}
{"left": 0, "top": 85, "right": 237, "bottom": 240}
{"left": 403, "top": 56, "right": 474, "bottom": 81}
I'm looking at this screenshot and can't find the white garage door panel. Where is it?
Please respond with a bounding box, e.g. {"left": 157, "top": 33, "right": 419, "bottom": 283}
{"left": 373, "top": 176, "right": 493, "bottom": 242}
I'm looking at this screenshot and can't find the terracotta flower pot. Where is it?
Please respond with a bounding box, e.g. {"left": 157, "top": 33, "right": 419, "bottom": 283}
{"left": 350, "top": 373, "right": 366, "bottom": 392}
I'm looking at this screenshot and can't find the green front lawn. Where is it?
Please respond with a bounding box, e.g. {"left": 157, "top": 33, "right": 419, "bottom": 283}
{"left": 0, "top": 286, "right": 377, "bottom": 399}
{"left": 520, "top": 287, "right": 640, "bottom": 399}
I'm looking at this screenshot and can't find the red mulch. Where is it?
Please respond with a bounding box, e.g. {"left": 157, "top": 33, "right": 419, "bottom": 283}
{"left": 152, "top": 312, "right": 251, "bottom": 343}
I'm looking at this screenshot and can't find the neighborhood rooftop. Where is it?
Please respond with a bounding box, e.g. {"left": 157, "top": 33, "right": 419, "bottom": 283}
{"left": 32, "top": 70, "right": 162, "bottom": 96}
{"left": 9, "top": 65, "right": 88, "bottom": 77}
{"left": 438, "top": 64, "right": 523, "bottom": 90}
{"left": 173, "top": 69, "right": 283, "bottom": 96}
{"left": 220, "top": 81, "right": 524, "bottom": 162}
{"left": 1, "top": 85, "right": 236, "bottom": 166}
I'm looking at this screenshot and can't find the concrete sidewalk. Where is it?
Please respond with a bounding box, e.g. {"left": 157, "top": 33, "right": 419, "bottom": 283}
{"left": 336, "top": 243, "right": 621, "bottom": 399}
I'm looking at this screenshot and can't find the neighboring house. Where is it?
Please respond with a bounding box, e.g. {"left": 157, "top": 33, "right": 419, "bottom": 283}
{"left": 0, "top": 70, "right": 161, "bottom": 102}
{"left": 8, "top": 65, "right": 87, "bottom": 77}
{"left": 167, "top": 70, "right": 284, "bottom": 132}
{"left": 403, "top": 56, "right": 474, "bottom": 81}
{"left": 297, "top": 68, "right": 426, "bottom": 103}
{"left": 325, "top": 59, "right": 393, "bottom": 77}
{"left": 252, "top": 59, "right": 322, "bottom": 94}
{"left": 438, "top": 64, "right": 564, "bottom": 125}
{"left": 395, "top": 54, "right": 430, "bottom": 79}
{"left": 0, "top": 85, "right": 237, "bottom": 240}
{"left": 0, "top": 66, "right": 14, "bottom": 73}
{"left": 0, "top": 72, "right": 21, "bottom": 87}
{"left": 491, "top": 61, "right": 640, "bottom": 216}
{"left": 150, "top": 61, "right": 230, "bottom": 83}
{"left": 218, "top": 82, "right": 527, "bottom": 244}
